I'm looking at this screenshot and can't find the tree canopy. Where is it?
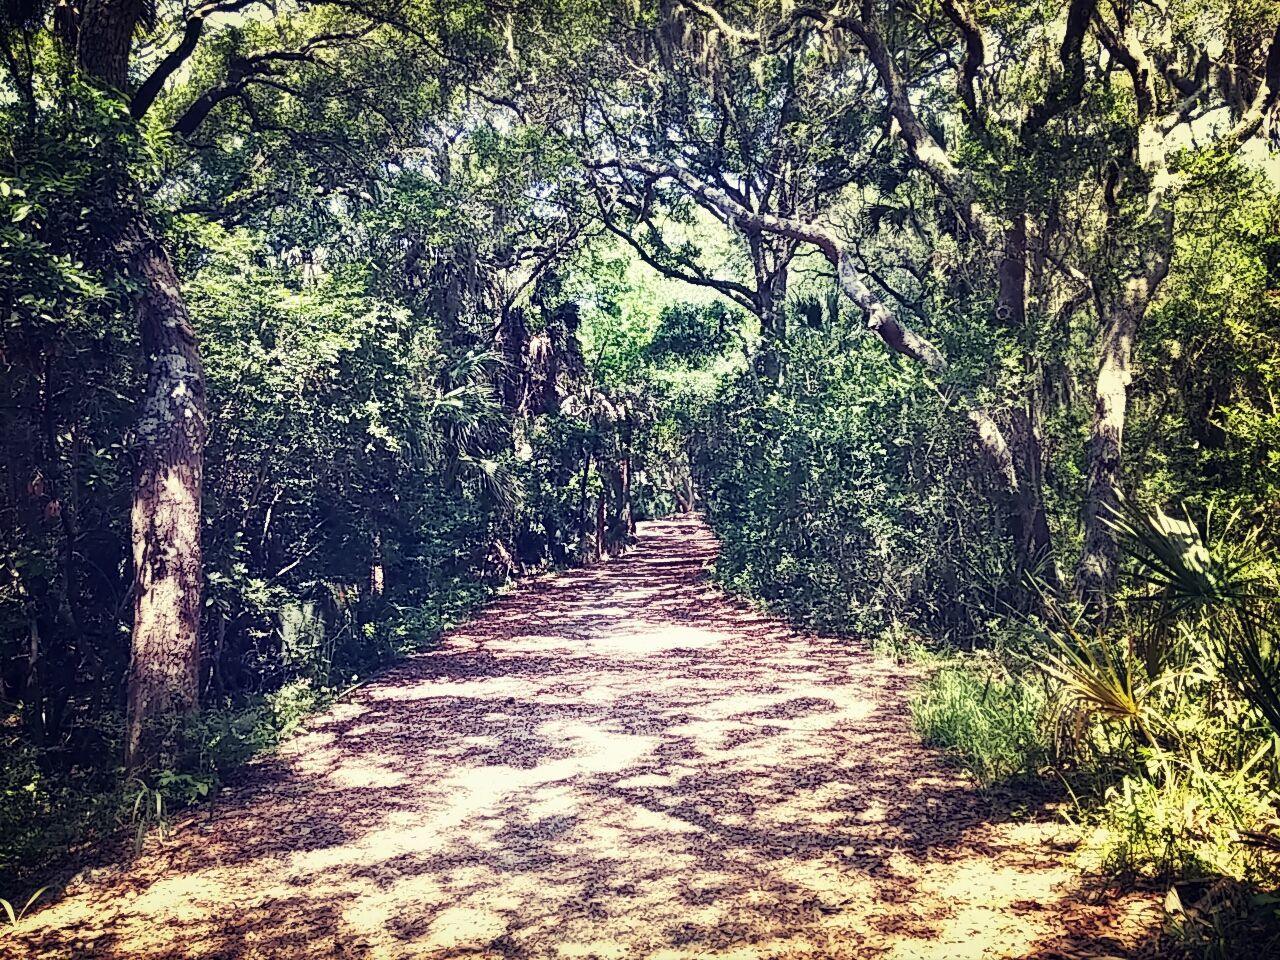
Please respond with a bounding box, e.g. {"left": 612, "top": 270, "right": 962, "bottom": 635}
{"left": 4, "top": 0, "right": 1280, "bottom": 947}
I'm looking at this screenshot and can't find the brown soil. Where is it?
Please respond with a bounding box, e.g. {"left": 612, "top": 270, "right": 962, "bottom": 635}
{"left": 7, "top": 515, "right": 1162, "bottom": 959}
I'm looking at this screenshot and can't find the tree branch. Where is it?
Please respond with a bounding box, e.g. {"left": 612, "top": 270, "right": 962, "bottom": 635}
{"left": 170, "top": 27, "right": 376, "bottom": 136}
{"left": 1025, "top": 0, "right": 1097, "bottom": 132}
{"left": 133, "top": 17, "right": 204, "bottom": 119}
{"left": 131, "top": 0, "right": 264, "bottom": 120}
{"left": 592, "top": 179, "right": 759, "bottom": 312}
{"left": 938, "top": 0, "right": 984, "bottom": 122}
{"left": 841, "top": 11, "right": 991, "bottom": 243}
{"left": 1214, "top": 20, "right": 1280, "bottom": 152}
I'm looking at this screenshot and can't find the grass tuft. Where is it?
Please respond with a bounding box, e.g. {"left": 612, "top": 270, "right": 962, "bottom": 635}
{"left": 910, "top": 662, "right": 1049, "bottom": 787}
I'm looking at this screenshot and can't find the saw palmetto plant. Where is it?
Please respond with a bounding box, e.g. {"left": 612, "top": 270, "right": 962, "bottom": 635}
{"left": 1037, "top": 598, "right": 1162, "bottom": 759}
{"left": 1105, "top": 493, "right": 1280, "bottom": 741}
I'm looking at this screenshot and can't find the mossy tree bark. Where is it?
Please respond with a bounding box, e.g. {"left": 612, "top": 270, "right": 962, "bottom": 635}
{"left": 68, "top": 0, "right": 210, "bottom": 770}
{"left": 124, "top": 230, "right": 208, "bottom": 769}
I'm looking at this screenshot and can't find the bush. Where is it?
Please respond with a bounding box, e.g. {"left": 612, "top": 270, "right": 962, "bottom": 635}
{"left": 1083, "top": 756, "right": 1278, "bottom": 885}
{"left": 699, "top": 321, "right": 1013, "bottom": 645}
{"left": 910, "top": 661, "right": 1050, "bottom": 786}
{"left": 0, "top": 739, "right": 119, "bottom": 893}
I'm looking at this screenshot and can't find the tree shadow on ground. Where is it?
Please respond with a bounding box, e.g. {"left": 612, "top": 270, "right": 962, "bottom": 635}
{"left": 10, "top": 515, "right": 1163, "bottom": 959}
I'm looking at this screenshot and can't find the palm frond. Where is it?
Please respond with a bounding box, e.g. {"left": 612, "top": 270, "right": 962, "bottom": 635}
{"left": 1041, "top": 617, "right": 1158, "bottom": 750}
{"left": 450, "top": 453, "right": 519, "bottom": 511}
{"left": 1107, "top": 490, "right": 1280, "bottom": 740}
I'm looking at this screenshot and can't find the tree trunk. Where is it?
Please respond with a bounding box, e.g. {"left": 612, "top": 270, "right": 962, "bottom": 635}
{"left": 67, "top": 0, "right": 210, "bottom": 772}
{"left": 594, "top": 494, "right": 606, "bottom": 562}
{"left": 369, "top": 528, "right": 385, "bottom": 598}
{"left": 1075, "top": 302, "right": 1137, "bottom": 602}
{"left": 75, "top": 0, "right": 140, "bottom": 89}
{"left": 577, "top": 444, "right": 591, "bottom": 535}
{"left": 1007, "top": 410, "right": 1055, "bottom": 585}
{"left": 1075, "top": 206, "right": 1173, "bottom": 604}
{"left": 620, "top": 451, "right": 633, "bottom": 535}
{"left": 996, "top": 216, "right": 1056, "bottom": 586}
{"left": 749, "top": 233, "right": 790, "bottom": 386}
{"left": 125, "top": 231, "right": 208, "bottom": 770}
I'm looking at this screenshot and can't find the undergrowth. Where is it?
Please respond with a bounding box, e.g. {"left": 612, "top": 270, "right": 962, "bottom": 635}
{"left": 0, "top": 590, "right": 490, "bottom": 907}
{"left": 903, "top": 498, "right": 1280, "bottom": 958}
{"left": 910, "top": 661, "right": 1049, "bottom": 787}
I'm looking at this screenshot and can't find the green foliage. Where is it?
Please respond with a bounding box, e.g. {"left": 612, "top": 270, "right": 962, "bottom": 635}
{"left": 1105, "top": 495, "right": 1280, "bottom": 741}
{"left": 908, "top": 493, "right": 1280, "bottom": 911}
{"left": 0, "top": 735, "right": 118, "bottom": 894}
{"left": 1084, "top": 749, "right": 1277, "bottom": 884}
{"left": 645, "top": 302, "right": 739, "bottom": 368}
{"left": 1132, "top": 164, "right": 1280, "bottom": 532}
{"left": 911, "top": 661, "right": 1049, "bottom": 786}
{"left": 1040, "top": 611, "right": 1159, "bottom": 754}
{"left": 0, "top": 30, "right": 649, "bottom": 897}
{"left": 700, "top": 317, "right": 1011, "bottom": 642}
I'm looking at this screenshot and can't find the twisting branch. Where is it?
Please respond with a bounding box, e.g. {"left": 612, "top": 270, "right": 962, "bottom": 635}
{"left": 667, "top": 1, "right": 992, "bottom": 240}
{"left": 133, "top": 16, "right": 206, "bottom": 119}
{"left": 675, "top": 0, "right": 834, "bottom": 51}
{"left": 170, "top": 29, "right": 374, "bottom": 136}
{"left": 838, "top": 11, "right": 992, "bottom": 243}
{"left": 588, "top": 169, "right": 759, "bottom": 311}
{"left": 938, "top": 0, "right": 984, "bottom": 121}
{"left": 1025, "top": 0, "right": 1097, "bottom": 132}
{"left": 834, "top": 253, "right": 947, "bottom": 374}
{"left": 1093, "top": 12, "right": 1158, "bottom": 121}
{"left": 595, "top": 159, "right": 957, "bottom": 381}
{"left": 1214, "top": 20, "right": 1280, "bottom": 152}
{"left": 130, "top": 0, "right": 264, "bottom": 120}
{"left": 606, "top": 160, "right": 841, "bottom": 259}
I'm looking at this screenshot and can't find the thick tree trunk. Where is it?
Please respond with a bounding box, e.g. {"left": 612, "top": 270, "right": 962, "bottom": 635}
{"left": 75, "top": 0, "right": 140, "bottom": 88}
{"left": 749, "top": 233, "right": 790, "bottom": 386}
{"left": 602, "top": 453, "right": 632, "bottom": 555}
{"left": 125, "top": 232, "right": 208, "bottom": 770}
{"left": 594, "top": 495, "right": 606, "bottom": 562}
{"left": 1075, "top": 292, "right": 1141, "bottom": 602}
{"left": 577, "top": 445, "right": 591, "bottom": 534}
{"left": 620, "top": 452, "right": 633, "bottom": 535}
{"left": 1007, "top": 410, "right": 1055, "bottom": 583}
{"left": 68, "top": 0, "right": 210, "bottom": 771}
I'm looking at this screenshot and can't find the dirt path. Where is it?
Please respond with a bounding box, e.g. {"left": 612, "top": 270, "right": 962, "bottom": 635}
{"left": 10, "top": 516, "right": 1159, "bottom": 959}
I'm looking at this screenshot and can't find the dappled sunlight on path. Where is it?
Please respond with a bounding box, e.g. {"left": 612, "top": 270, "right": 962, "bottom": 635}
{"left": 9, "top": 516, "right": 1160, "bottom": 959}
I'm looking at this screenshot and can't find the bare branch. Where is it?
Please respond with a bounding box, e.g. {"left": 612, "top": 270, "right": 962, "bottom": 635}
{"left": 835, "top": 252, "right": 948, "bottom": 375}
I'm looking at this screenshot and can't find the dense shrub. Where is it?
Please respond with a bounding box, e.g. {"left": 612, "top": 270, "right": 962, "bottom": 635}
{"left": 700, "top": 320, "right": 1009, "bottom": 644}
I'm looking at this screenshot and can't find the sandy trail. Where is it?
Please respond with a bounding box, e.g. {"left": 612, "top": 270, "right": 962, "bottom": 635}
{"left": 9, "top": 515, "right": 1159, "bottom": 959}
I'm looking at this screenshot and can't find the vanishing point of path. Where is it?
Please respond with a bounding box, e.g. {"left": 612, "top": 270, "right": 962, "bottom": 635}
{"left": 12, "top": 516, "right": 1159, "bottom": 960}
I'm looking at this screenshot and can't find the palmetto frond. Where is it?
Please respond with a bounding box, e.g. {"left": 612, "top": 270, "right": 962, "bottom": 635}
{"left": 1103, "top": 493, "right": 1267, "bottom": 615}
{"left": 428, "top": 348, "right": 505, "bottom": 451}
{"left": 449, "top": 453, "right": 519, "bottom": 511}
{"left": 1036, "top": 599, "right": 1159, "bottom": 753}
{"left": 1107, "top": 491, "right": 1280, "bottom": 740}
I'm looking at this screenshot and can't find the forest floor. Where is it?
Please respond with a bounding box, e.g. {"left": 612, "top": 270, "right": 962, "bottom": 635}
{"left": 10, "top": 515, "right": 1163, "bottom": 960}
